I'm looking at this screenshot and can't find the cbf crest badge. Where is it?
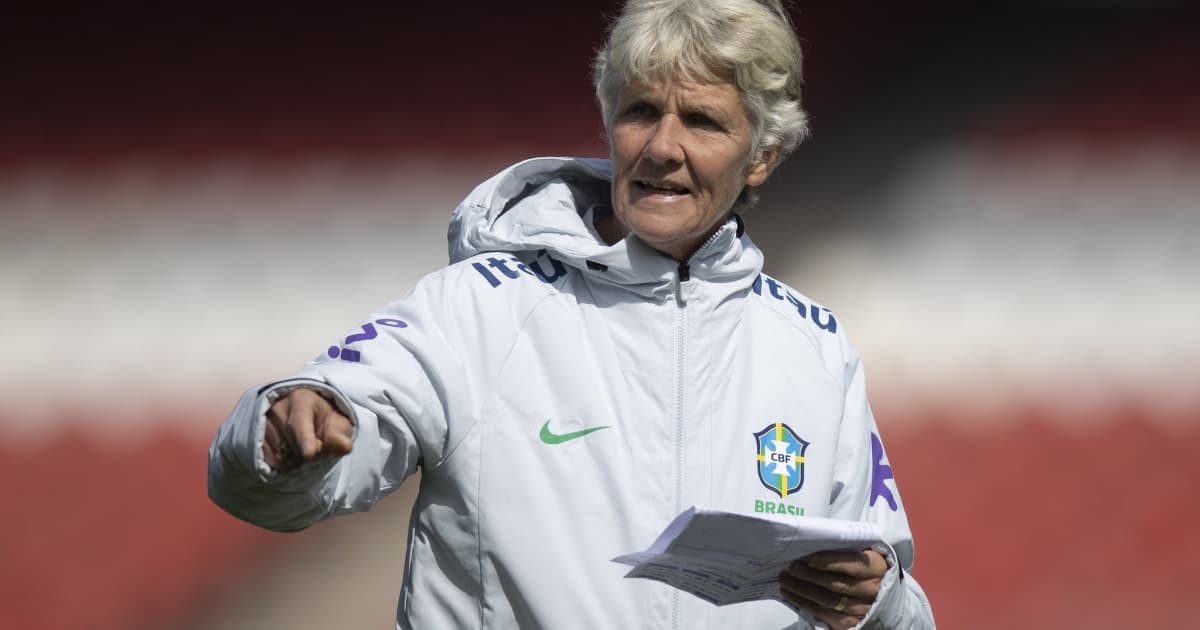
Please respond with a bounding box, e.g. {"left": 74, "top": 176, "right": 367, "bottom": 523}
{"left": 754, "top": 422, "right": 809, "bottom": 499}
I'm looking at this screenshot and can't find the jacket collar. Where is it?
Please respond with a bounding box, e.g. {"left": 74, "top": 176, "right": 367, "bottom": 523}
{"left": 448, "top": 157, "right": 764, "bottom": 299}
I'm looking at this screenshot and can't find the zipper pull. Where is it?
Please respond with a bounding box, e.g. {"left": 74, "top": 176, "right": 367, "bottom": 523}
{"left": 677, "top": 261, "right": 691, "bottom": 282}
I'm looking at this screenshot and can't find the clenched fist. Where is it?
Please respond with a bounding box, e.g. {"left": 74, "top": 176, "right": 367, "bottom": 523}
{"left": 263, "top": 388, "right": 354, "bottom": 473}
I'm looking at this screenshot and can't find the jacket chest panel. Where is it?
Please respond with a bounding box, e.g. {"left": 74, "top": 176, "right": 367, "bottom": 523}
{"left": 470, "top": 297, "right": 674, "bottom": 628}
{"left": 473, "top": 296, "right": 675, "bottom": 517}
{"left": 471, "top": 292, "right": 845, "bottom": 532}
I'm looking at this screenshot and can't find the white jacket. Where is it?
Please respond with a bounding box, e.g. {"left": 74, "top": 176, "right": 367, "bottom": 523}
{"left": 209, "top": 157, "right": 935, "bottom": 629}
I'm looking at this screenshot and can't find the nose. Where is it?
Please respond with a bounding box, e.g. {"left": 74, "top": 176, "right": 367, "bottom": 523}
{"left": 643, "top": 115, "right": 685, "bottom": 165}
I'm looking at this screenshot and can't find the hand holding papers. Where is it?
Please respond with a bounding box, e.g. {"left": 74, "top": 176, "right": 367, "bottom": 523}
{"left": 613, "top": 507, "right": 882, "bottom": 606}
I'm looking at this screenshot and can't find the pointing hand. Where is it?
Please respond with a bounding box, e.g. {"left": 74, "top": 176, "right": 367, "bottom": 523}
{"left": 262, "top": 388, "right": 354, "bottom": 472}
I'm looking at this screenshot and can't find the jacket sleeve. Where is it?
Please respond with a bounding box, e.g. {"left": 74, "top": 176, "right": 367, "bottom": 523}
{"left": 827, "top": 344, "right": 936, "bottom": 630}
{"left": 208, "top": 268, "right": 473, "bottom": 533}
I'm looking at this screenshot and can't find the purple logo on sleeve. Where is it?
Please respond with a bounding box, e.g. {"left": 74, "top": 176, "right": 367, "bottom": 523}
{"left": 870, "top": 433, "right": 898, "bottom": 511}
{"left": 327, "top": 318, "right": 408, "bottom": 363}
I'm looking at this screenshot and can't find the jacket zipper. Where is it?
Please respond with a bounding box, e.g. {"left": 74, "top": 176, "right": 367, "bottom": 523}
{"left": 673, "top": 260, "right": 689, "bottom": 306}
{"left": 672, "top": 224, "right": 722, "bottom": 306}
{"left": 670, "top": 264, "right": 688, "bottom": 630}
{"left": 669, "top": 230, "right": 719, "bottom": 630}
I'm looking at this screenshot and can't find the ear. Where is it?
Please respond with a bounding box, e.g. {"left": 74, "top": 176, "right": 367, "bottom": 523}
{"left": 744, "top": 146, "right": 779, "bottom": 187}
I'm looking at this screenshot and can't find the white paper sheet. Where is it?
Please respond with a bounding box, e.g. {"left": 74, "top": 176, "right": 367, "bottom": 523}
{"left": 613, "top": 507, "right": 883, "bottom": 606}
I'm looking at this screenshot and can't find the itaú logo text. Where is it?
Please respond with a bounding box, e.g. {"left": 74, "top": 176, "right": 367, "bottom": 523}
{"left": 751, "top": 274, "right": 837, "bottom": 334}
{"left": 471, "top": 254, "right": 569, "bottom": 287}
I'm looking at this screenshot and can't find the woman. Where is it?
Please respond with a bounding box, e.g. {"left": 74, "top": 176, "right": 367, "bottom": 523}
{"left": 209, "top": 1, "right": 935, "bottom": 628}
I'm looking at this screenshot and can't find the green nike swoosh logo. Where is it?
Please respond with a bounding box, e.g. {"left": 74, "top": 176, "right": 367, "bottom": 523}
{"left": 539, "top": 420, "right": 611, "bottom": 445}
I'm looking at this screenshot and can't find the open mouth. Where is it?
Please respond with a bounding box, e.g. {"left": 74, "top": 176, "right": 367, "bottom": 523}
{"left": 636, "top": 180, "right": 691, "bottom": 195}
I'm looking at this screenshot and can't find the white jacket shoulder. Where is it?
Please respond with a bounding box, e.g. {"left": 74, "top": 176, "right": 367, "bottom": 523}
{"left": 749, "top": 272, "right": 854, "bottom": 384}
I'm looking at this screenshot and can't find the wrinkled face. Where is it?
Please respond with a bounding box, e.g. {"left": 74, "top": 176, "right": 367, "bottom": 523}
{"left": 608, "top": 78, "right": 774, "bottom": 261}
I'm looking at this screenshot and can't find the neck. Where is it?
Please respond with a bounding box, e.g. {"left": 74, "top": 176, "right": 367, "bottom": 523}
{"left": 594, "top": 213, "right": 629, "bottom": 247}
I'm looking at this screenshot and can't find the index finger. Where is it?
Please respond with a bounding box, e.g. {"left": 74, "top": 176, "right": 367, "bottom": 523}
{"left": 805, "top": 549, "right": 888, "bottom": 579}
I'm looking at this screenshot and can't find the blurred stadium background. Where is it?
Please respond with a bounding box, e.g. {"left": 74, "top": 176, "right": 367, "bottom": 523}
{"left": 2, "top": 1, "right": 1198, "bottom": 628}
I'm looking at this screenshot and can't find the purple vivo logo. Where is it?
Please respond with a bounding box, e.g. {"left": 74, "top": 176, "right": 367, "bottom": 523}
{"left": 870, "top": 433, "right": 898, "bottom": 511}
{"left": 327, "top": 318, "right": 408, "bottom": 363}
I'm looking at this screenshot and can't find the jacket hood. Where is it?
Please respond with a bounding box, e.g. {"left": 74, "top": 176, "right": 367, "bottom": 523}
{"left": 448, "top": 156, "right": 764, "bottom": 298}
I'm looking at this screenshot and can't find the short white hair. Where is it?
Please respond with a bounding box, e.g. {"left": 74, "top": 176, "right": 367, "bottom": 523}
{"left": 593, "top": 0, "right": 810, "bottom": 169}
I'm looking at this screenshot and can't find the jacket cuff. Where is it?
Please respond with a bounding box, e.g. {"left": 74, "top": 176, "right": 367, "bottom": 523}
{"left": 854, "top": 542, "right": 903, "bottom": 629}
